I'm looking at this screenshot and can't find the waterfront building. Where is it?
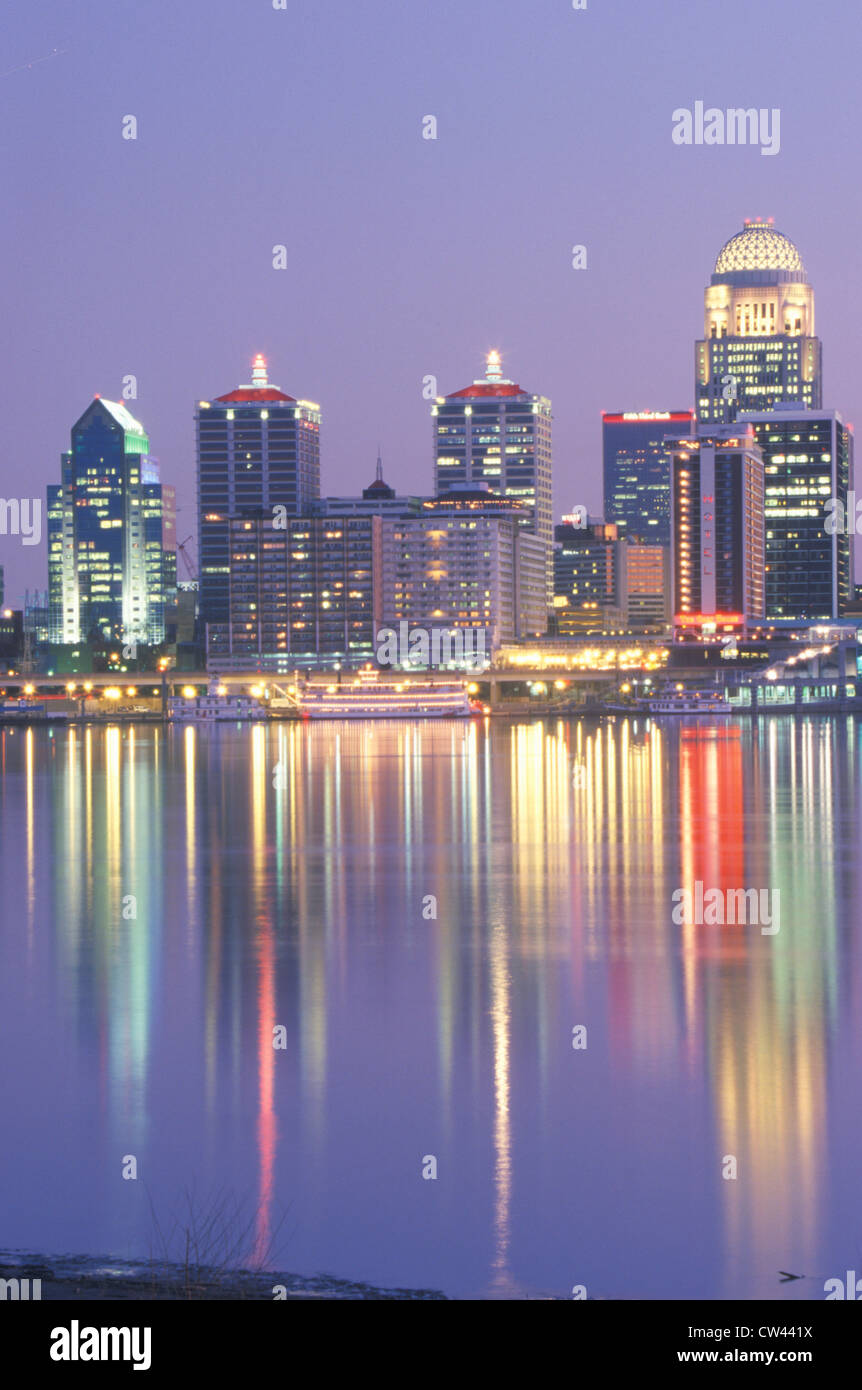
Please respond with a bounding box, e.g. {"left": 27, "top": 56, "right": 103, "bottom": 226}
{"left": 602, "top": 411, "right": 693, "bottom": 544}
{"left": 380, "top": 491, "right": 546, "bottom": 651}
{"left": 668, "top": 423, "right": 765, "bottom": 639}
{"left": 196, "top": 354, "right": 321, "bottom": 633}
{"left": 47, "top": 398, "right": 176, "bottom": 645}
{"left": 0, "top": 607, "right": 23, "bottom": 667}
{"left": 696, "top": 218, "right": 822, "bottom": 425}
{"left": 432, "top": 352, "right": 553, "bottom": 596}
{"left": 553, "top": 520, "right": 669, "bottom": 635}
{"left": 736, "top": 405, "right": 853, "bottom": 621}
{"left": 207, "top": 511, "right": 379, "bottom": 673}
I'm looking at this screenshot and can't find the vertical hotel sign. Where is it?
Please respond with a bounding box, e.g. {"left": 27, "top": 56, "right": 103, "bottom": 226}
{"left": 700, "top": 445, "right": 716, "bottom": 615}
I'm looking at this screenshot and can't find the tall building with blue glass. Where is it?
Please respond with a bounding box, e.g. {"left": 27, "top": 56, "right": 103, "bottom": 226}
{"left": 47, "top": 397, "right": 176, "bottom": 645}
{"left": 602, "top": 411, "right": 693, "bottom": 545}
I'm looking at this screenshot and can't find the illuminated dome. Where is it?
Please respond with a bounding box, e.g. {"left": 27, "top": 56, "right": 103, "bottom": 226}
{"left": 712, "top": 219, "right": 806, "bottom": 283}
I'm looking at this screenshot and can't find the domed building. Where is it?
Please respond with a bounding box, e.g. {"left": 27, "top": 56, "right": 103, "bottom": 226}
{"left": 695, "top": 218, "right": 821, "bottom": 424}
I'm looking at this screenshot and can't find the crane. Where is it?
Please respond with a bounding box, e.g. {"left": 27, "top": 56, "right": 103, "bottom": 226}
{"left": 177, "top": 535, "right": 198, "bottom": 583}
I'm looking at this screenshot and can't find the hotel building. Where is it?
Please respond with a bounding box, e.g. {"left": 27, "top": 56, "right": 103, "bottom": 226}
{"left": 669, "top": 424, "right": 765, "bottom": 640}
{"left": 380, "top": 491, "right": 547, "bottom": 650}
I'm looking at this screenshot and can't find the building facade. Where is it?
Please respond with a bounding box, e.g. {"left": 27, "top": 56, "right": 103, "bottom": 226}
{"left": 696, "top": 219, "right": 822, "bottom": 426}
{"left": 47, "top": 398, "right": 176, "bottom": 645}
{"left": 196, "top": 354, "right": 321, "bottom": 633}
{"left": 669, "top": 424, "right": 765, "bottom": 639}
{"left": 553, "top": 520, "right": 669, "bottom": 635}
{"left": 432, "top": 352, "right": 552, "bottom": 595}
{"left": 602, "top": 411, "right": 693, "bottom": 544}
{"left": 207, "top": 511, "right": 379, "bottom": 673}
{"left": 380, "top": 500, "right": 546, "bottom": 652}
{"left": 737, "top": 406, "right": 853, "bottom": 621}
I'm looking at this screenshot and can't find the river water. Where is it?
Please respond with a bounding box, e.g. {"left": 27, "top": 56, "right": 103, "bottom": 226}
{"left": 1, "top": 715, "right": 860, "bottom": 1299}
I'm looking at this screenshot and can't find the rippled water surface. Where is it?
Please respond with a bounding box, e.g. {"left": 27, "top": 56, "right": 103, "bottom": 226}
{"left": 1, "top": 715, "right": 860, "bottom": 1298}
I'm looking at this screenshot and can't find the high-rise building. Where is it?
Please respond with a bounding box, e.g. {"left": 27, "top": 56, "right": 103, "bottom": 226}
{"left": 207, "top": 511, "right": 379, "bottom": 673}
{"left": 432, "top": 351, "right": 552, "bottom": 594}
{"left": 602, "top": 411, "right": 693, "bottom": 543}
{"left": 47, "top": 398, "right": 176, "bottom": 645}
{"left": 669, "top": 424, "right": 765, "bottom": 639}
{"left": 737, "top": 406, "right": 853, "bottom": 621}
{"left": 196, "top": 354, "right": 321, "bottom": 633}
{"left": 696, "top": 219, "right": 822, "bottom": 425}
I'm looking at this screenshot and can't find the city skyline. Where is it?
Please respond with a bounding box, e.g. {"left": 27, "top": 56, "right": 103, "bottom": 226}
{"left": 4, "top": 0, "right": 862, "bottom": 600}
{"left": 5, "top": 0, "right": 862, "bottom": 1332}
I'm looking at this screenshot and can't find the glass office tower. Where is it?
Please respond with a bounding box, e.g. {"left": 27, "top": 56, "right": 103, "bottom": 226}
{"left": 738, "top": 406, "right": 853, "bottom": 620}
{"left": 47, "top": 397, "right": 175, "bottom": 645}
{"left": 602, "top": 411, "right": 693, "bottom": 544}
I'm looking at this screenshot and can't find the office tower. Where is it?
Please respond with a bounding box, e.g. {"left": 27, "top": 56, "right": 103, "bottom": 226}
{"left": 696, "top": 218, "right": 822, "bottom": 425}
{"left": 380, "top": 494, "right": 546, "bottom": 651}
{"left": 737, "top": 405, "right": 853, "bottom": 620}
{"left": 432, "top": 351, "right": 552, "bottom": 594}
{"left": 47, "top": 398, "right": 176, "bottom": 645}
{"left": 602, "top": 411, "right": 693, "bottom": 543}
{"left": 553, "top": 520, "right": 669, "bottom": 635}
{"left": 196, "top": 354, "right": 321, "bottom": 632}
{"left": 668, "top": 424, "right": 765, "bottom": 639}
{"left": 207, "top": 512, "right": 379, "bottom": 673}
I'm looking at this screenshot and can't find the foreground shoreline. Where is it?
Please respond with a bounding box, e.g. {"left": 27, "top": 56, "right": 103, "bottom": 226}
{"left": 0, "top": 1252, "right": 447, "bottom": 1301}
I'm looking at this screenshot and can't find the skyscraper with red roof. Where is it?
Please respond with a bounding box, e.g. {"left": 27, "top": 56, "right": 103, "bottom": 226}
{"left": 195, "top": 354, "right": 321, "bottom": 629}
{"left": 432, "top": 352, "right": 552, "bottom": 601}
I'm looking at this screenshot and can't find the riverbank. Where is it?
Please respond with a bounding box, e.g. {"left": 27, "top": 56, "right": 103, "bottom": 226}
{"left": 0, "top": 1252, "right": 447, "bottom": 1301}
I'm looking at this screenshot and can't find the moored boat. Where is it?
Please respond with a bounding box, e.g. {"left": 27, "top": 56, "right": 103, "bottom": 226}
{"left": 296, "top": 667, "right": 473, "bottom": 719}
{"left": 167, "top": 682, "right": 268, "bottom": 722}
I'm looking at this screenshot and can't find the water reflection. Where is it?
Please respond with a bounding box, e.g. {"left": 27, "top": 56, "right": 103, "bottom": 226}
{"left": 0, "top": 715, "right": 859, "bottom": 1297}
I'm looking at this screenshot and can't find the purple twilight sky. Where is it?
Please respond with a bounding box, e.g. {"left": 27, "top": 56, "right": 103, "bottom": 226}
{"left": 2, "top": 0, "right": 861, "bottom": 599}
